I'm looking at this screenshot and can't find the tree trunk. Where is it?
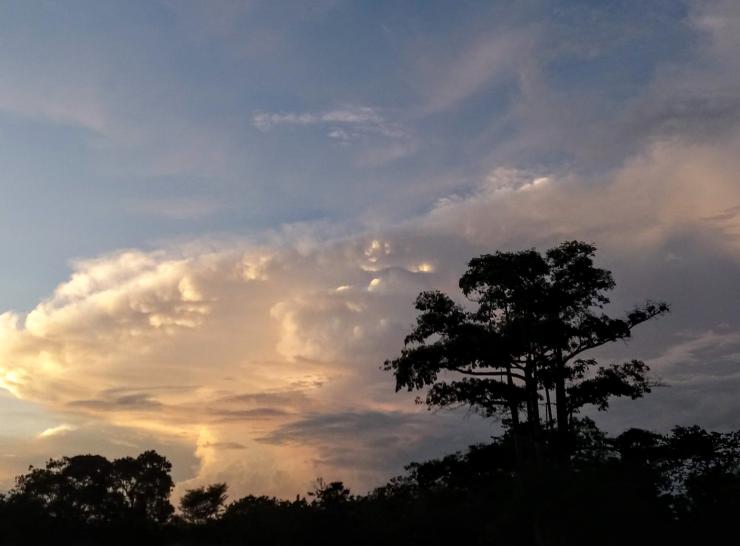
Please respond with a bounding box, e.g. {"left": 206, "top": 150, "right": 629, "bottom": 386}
{"left": 525, "top": 361, "right": 545, "bottom": 469}
{"left": 554, "top": 347, "right": 569, "bottom": 463}
{"left": 506, "top": 364, "right": 520, "bottom": 428}
{"left": 506, "top": 364, "right": 523, "bottom": 466}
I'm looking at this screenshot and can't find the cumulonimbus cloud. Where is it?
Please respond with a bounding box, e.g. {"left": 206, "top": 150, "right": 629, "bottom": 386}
{"left": 2, "top": 128, "right": 740, "bottom": 497}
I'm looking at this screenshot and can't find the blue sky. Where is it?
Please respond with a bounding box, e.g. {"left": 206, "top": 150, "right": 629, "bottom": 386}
{"left": 1, "top": 0, "right": 740, "bottom": 498}
{"left": 0, "top": 0, "right": 692, "bottom": 309}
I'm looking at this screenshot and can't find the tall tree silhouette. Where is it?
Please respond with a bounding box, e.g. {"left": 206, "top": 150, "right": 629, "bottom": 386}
{"left": 384, "top": 241, "right": 669, "bottom": 461}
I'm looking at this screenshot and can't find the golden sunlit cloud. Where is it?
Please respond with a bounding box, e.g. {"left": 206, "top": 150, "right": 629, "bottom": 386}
{"left": 38, "top": 424, "right": 76, "bottom": 439}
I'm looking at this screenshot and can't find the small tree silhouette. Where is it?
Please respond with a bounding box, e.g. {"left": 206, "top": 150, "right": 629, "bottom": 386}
{"left": 179, "top": 483, "right": 228, "bottom": 524}
{"left": 308, "top": 478, "right": 351, "bottom": 509}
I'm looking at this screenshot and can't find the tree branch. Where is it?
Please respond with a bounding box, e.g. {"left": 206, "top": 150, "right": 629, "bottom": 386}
{"left": 452, "top": 367, "right": 526, "bottom": 381}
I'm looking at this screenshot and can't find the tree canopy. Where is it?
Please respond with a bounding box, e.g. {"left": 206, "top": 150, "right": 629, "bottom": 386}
{"left": 384, "top": 241, "right": 669, "bottom": 460}
{"left": 179, "top": 483, "right": 229, "bottom": 524}
{"left": 8, "top": 450, "right": 174, "bottom": 524}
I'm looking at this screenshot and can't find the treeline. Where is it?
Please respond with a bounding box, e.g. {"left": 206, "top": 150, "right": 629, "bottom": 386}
{"left": 0, "top": 420, "right": 739, "bottom": 545}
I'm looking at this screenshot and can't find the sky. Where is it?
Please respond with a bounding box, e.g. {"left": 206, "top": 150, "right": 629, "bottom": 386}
{"left": 1, "top": 0, "right": 740, "bottom": 499}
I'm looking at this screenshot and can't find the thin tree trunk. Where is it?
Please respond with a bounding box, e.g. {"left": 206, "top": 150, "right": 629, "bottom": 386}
{"left": 524, "top": 360, "right": 544, "bottom": 468}
{"left": 506, "top": 363, "right": 520, "bottom": 428}
{"left": 527, "top": 361, "right": 541, "bottom": 426}
{"left": 506, "top": 363, "right": 522, "bottom": 466}
{"left": 554, "top": 346, "right": 569, "bottom": 463}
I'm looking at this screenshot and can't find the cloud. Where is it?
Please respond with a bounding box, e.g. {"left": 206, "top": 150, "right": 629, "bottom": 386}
{"left": 68, "top": 391, "right": 164, "bottom": 412}
{"left": 253, "top": 106, "right": 389, "bottom": 132}
{"left": 128, "top": 197, "right": 228, "bottom": 220}
{"left": 0, "top": 234, "right": 453, "bottom": 496}
{"left": 422, "top": 1, "right": 740, "bottom": 174}
{"left": 162, "top": 0, "right": 340, "bottom": 57}
{"left": 3, "top": 0, "right": 740, "bottom": 500}
{"left": 254, "top": 106, "right": 411, "bottom": 146}
{"left": 0, "top": 422, "right": 199, "bottom": 491}
{"left": 252, "top": 105, "right": 417, "bottom": 165}
{"left": 0, "top": 10, "right": 242, "bottom": 180}
{"left": 412, "top": 29, "right": 536, "bottom": 114}
{"left": 2, "top": 131, "right": 740, "bottom": 496}
{"left": 38, "top": 424, "right": 76, "bottom": 439}
{"left": 258, "top": 410, "right": 492, "bottom": 486}
{"left": 0, "top": 79, "right": 109, "bottom": 134}
{"left": 202, "top": 441, "right": 247, "bottom": 450}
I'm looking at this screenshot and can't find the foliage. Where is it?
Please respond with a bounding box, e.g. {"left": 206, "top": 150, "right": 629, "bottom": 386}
{"left": 0, "top": 423, "right": 734, "bottom": 546}
{"left": 113, "top": 450, "right": 176, "bottom": 523}
{"left": 308, "top": 478, "right": 352, "bottom": 509}
{"left": 179, "top": 482, "right": 228, "bottom": 523}
{"left": 384, "top": 241, "right": 669, "bottom": 461}
{"left": 8, "top": 450, "right": 173, "bottom": 525}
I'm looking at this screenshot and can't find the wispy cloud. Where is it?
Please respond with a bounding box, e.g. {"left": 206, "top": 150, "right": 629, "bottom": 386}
{"left": 411, "top": 29, "right": 536, "bottom": 114}
{"left": 38, "top": 424, "right": 76, "bottom": 439}
{"left": 128, "top": 197, "right": 227, "bottom": 220}
{"left": 253, "top": 106, "right": 409, "bottom": 142}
